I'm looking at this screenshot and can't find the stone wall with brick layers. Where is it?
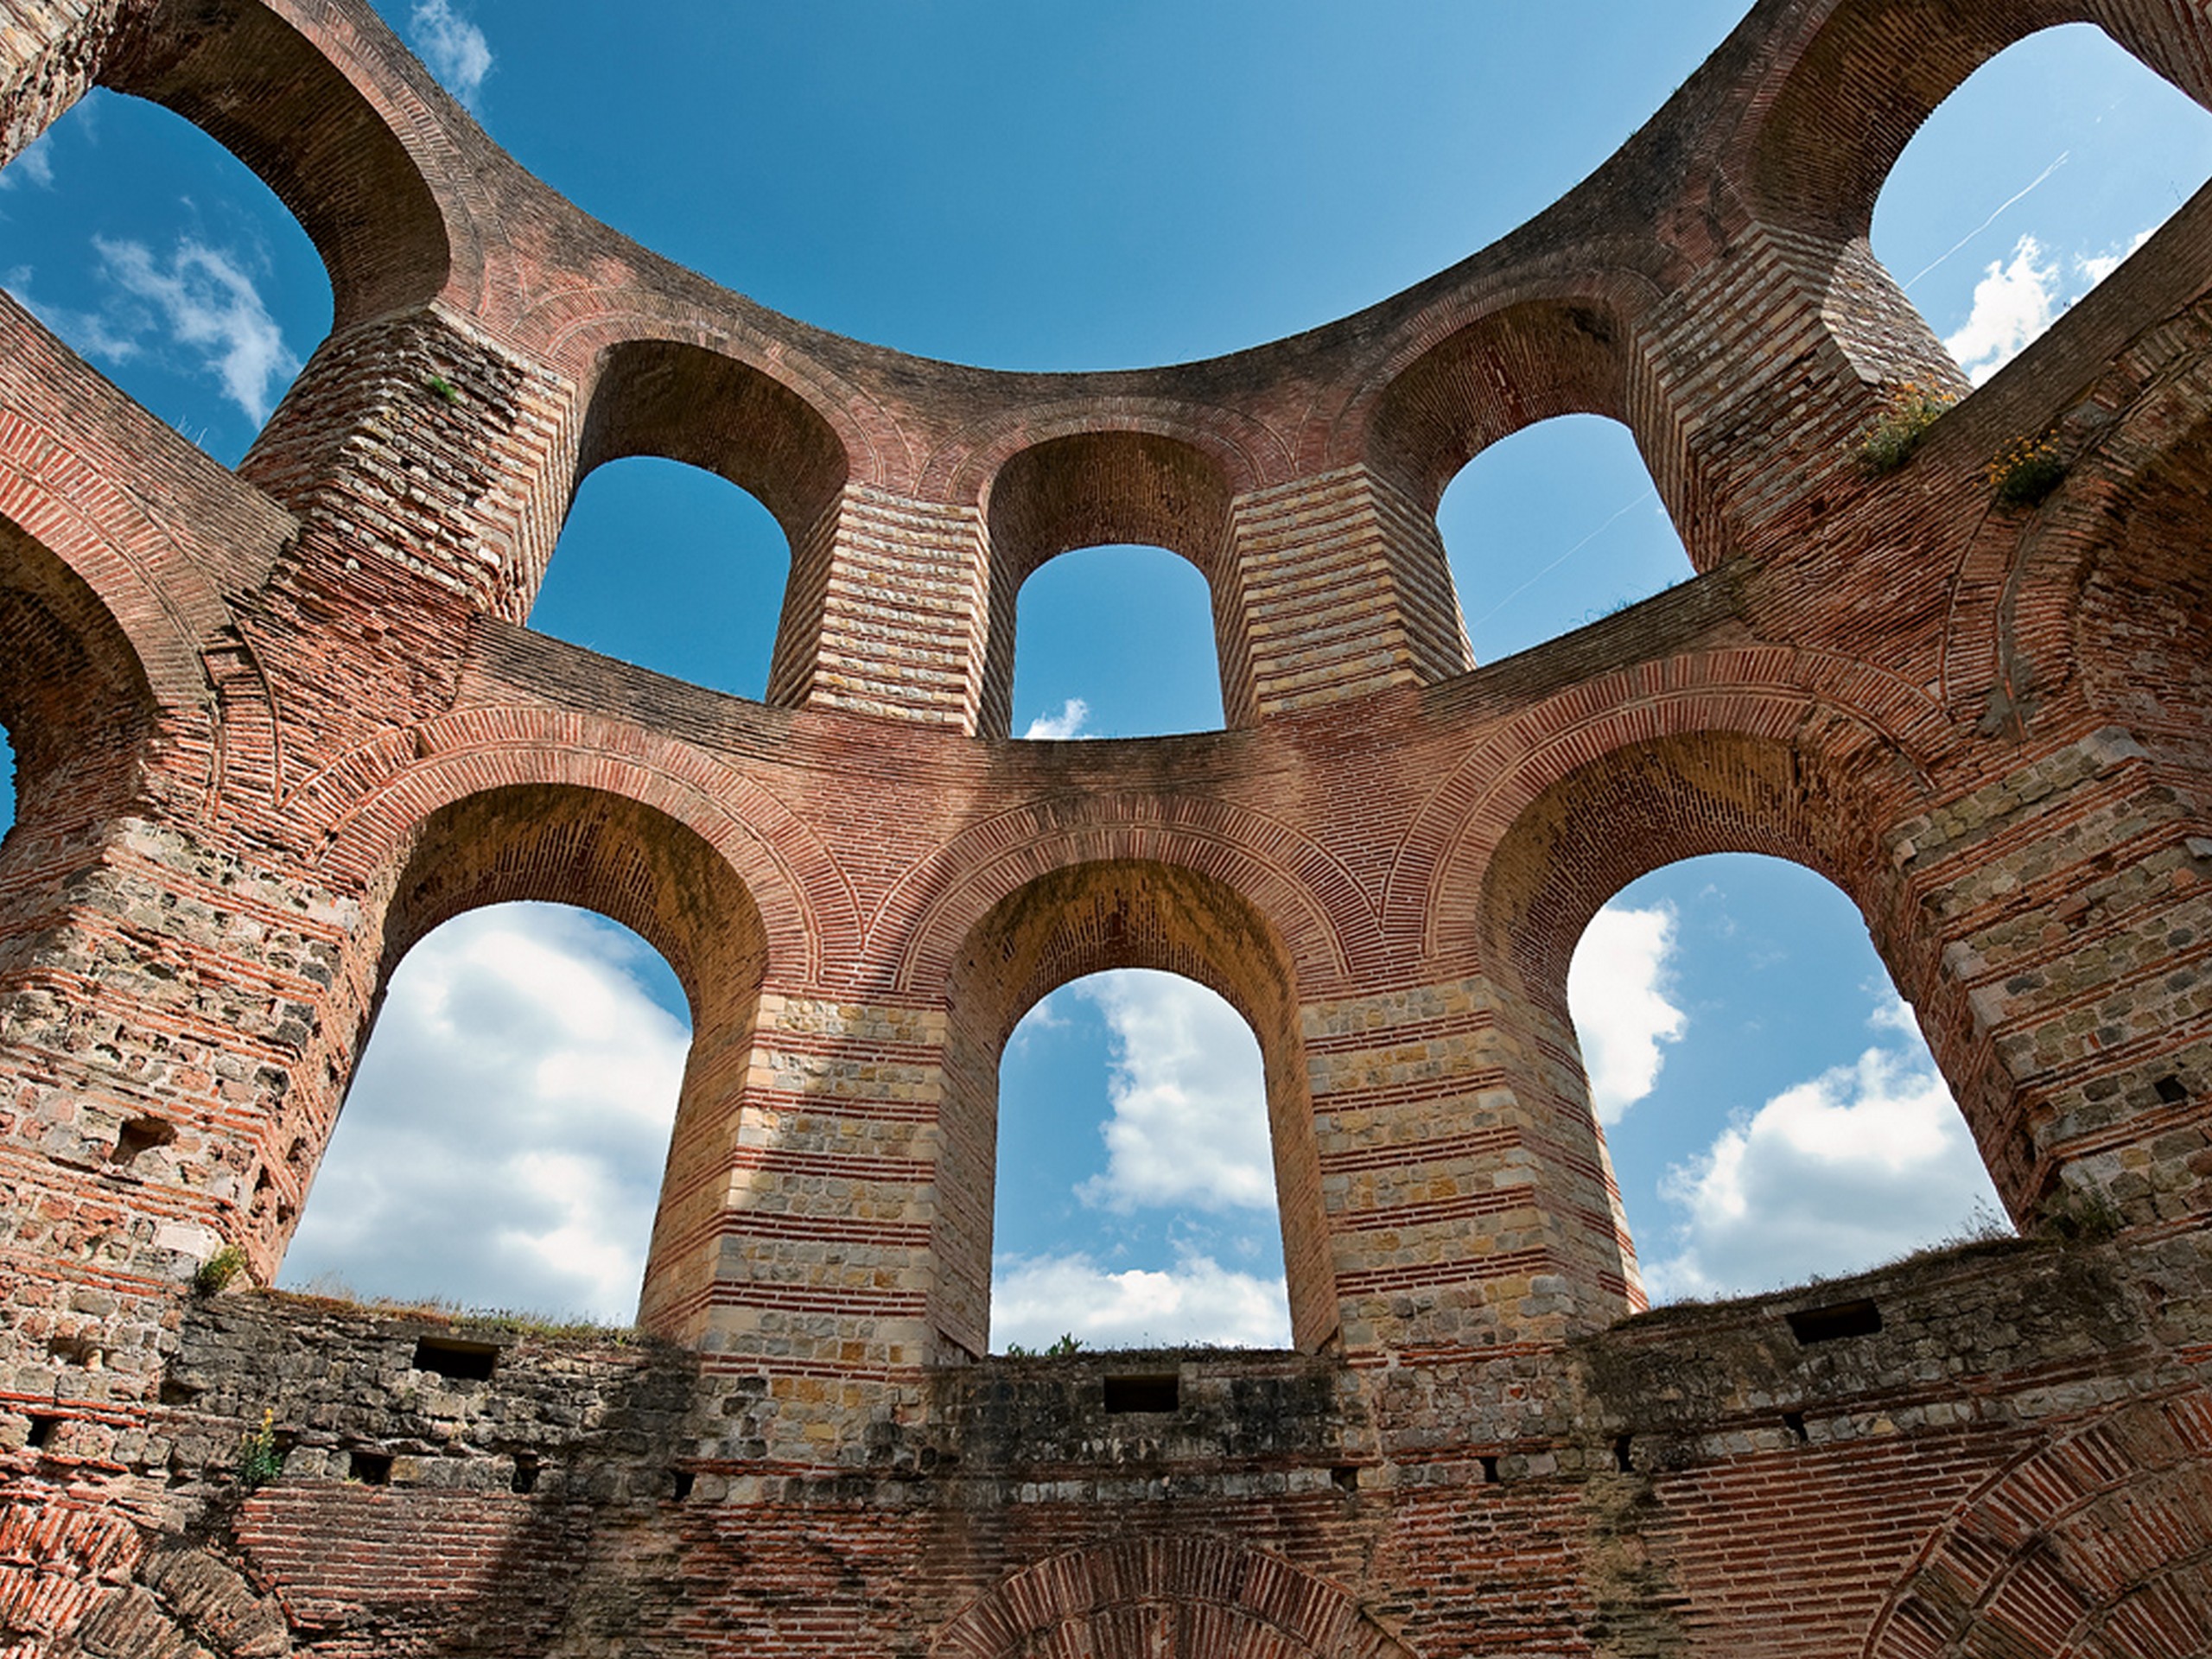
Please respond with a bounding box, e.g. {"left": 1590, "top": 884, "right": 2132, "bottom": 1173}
{"left": 0, "top": 0, "right": 2209, "bottom": 1651}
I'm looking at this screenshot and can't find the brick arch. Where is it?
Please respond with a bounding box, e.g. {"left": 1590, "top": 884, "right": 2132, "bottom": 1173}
{"left": 0, "top": 516, "right": 166, "bottom": 866}
{"left": 925, "top": 400, "right": 1290, "bottom": 503}
{"left": 932, "top": 1535, "right": 1415, "bottom": 1659}
{"left": 975, "top": 429, "right": 1244, "bottom": 736}
{"left": 933, "top": 857, "right": 1335, "bottom": 1356}
{"left": 1862, "top": 1391, "right": 2212, "bottom": 1659}
{"left": 301, "top": 710, "right": 852, "bottom": 987}
{"left": 1728, "top": 0, "right": 2212, "bottom": 246}
{"left": 98, "top": 0, "right": 472, "bottom": 328}
{"left": 1396, "top": 648, "right": 1949, "bottom": 973}
{"left": 311, "top": 781, "right": 774, "bottom": 1338}
{"left": 886, "top": 791, "right": 1377, "bottom": 1001}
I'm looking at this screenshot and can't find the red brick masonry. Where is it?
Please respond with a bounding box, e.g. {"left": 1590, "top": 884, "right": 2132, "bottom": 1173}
{"left": 1, "top": 0, "right": 2210, "bottom": 1652}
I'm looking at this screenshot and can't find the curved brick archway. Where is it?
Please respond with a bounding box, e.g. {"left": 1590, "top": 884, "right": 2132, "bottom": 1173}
{"left": 937, "top": 858, "right": 1333, "bottom": 1357}
{"left": 931, "top": 1536, "right": 1416, "bottom": 1659}
{"left": 976, "top": 430, "right": 1246, "bottom": 736}
{"left": 97, "top": 0, "right": 464, "bottom": 328}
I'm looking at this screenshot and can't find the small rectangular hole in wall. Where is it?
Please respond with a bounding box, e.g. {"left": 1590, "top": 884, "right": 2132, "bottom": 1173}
{"left": 25, "top": 1414, "right": 59, "bottom": 1449}
{"left": 1479, "top": 1455, "right": 1500, "bottom": 1484}
{"left": 2155, "top": 1073, "right": 2189, "bottom": 1104}
{"left": 1103, "top": 1374, "right": 1179, "bottom": 1414}
{"left": 1332, "top": 1465, "right": 1359, "bottom": 1492}
{"left": 348, "top": 1450, "right": 392, "bottom": 1485}
{"left": 412, "top": 1337, "right": 498, "bottom": 1382}
{"left": 1783, "top": 1411, "right": 1808, "bottom": 1444}
{"left": 1612, "top": 1434, "right": 1634, "bottom": 1473}
{"left": 670, "top": 1469, "right": 695, "bottom": 1501}
{"left": 1787, "top": 1299, "right": 1884, "bottom": 1344}
{"left": 511, "top": 1454, "right": 540, "bottom": 1495}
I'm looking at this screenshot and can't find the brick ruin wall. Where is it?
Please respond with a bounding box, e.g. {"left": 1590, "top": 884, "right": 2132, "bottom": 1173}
{"left": 0, "top": 0, "right": 2210, "bottom": 1652}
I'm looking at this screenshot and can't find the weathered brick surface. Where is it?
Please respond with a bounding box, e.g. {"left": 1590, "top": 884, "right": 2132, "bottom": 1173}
{"left": 1, "top": 0, "right": 2211, "bottom": 1649}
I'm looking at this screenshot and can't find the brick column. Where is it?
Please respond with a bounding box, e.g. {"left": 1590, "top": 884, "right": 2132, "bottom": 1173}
{"left": 1895, "top": 727, "right": 2212, "bottom": 1233}
{"left": 1638, "top": 222, "right": 1967, "bottom": 563}
{"left": 239, "top": 306, "right": 580, "bottom": 622}
{"left": 1229, "top": 466, "right": 1472, "bottom": 713}
{"left": 1304, "top": 974, "right": 1637, "bottom": 1360}
{"left": 784, "top": 486, "right": 988, "bottom": 729}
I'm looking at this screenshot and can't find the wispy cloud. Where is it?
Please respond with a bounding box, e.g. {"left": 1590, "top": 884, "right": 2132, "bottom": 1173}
{"left": 1072, "top": 970, "right": 1276, "bottom": 1214}
{"left": 1567, "top": 903, "right": 1688, "bottom": 1123}
{"left": 1022, "top": 696, "right": 1092, "bottom": 740}
{"left": 1638, "top": 994, "right": 2005, "bottom": 1303}
{"left": 411, "top": 0, "right": 493, "bottom": 106}
{"left": 279, "top": 904, "right": 690, "bottom": 1322}
{"left": 41, "top": 235, "right": 300, "bottom": 423}
{"left": 0, "top": 135, "right": 55, "bottom": 191}
{"left": 991, "top": 1247, "right": 1290, "bottom": 1351}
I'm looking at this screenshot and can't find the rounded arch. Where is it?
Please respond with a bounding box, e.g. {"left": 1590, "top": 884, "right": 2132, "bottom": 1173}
{"left": 0, "top": 518, "right": 164, "bottom": 868}
{"left": 98, "top": 0, "right": 466, "bottom": 327}
{"left": 1734, "top": 0, "right": 2212, "bottom": 243}
{"left": 977, "top": 430, "right": 1241, "bottom": 737}
{"left": 1367, "top": 296, "right": 1643, "bottom": 516}
{"left": 575, "top": 339, "right": 851, "bottom": 544}
{"left": 296, "top": 783, "right": 772, "bottom": 1336}
{"left": 932, "top": 1536, "right": 1414, "bottom": 1659}
{"left": 936, "top": 858, "right": 1334, "bottom": 1357}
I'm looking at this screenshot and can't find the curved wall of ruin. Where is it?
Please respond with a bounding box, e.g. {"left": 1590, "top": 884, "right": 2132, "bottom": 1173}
{"left": 2, "top": 0, "right": 2211, "bottom": 1651}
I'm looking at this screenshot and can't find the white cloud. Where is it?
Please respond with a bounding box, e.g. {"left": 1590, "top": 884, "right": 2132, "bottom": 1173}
{"left": 1637, "top": 998, "right": 2006, "bottom": 1304}
{"left": 2076, "top": 226, "right": 2155, "bottom": 289}
{"left": 0, "top": 136, "right": 55, "bottom": 191}
{"left": 92, "top": 236, "right": 298, "bottom": 422}
{"left": 278, "top": 903, "right": 691, "bottom": 1322}
{"left": 411, "top": 1, "right": 493, "bottom": 106}
{"left": 1567, "top": 904, "right": 1687, "bottom": 1123}
{"left": 1021, "top": 697, "right": 1091, "bottom": 740}
{"left": 1944, "top": 235, "right": 2061, "bottom": 386}
{"left": 4, "top": 264, "right": 146, "bottom": 364}
{"left": 1071, "top": 970, "right": 1275, "bottom": 1214}
{"left": 992, "top": 1249, "right": 1290, "bottom": 1351}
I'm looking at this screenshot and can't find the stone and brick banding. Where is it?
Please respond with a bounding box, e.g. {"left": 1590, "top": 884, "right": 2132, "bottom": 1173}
{"left": 1, "top": 0, "right": 2210, "bottom": 1651}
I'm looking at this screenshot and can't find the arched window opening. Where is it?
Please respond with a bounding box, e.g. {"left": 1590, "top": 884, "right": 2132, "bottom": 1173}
{"left": 1565, "top": 853, "right": 2009, "bottom": 1306}
{"left": 277, "top": 901, "right": 692, "bottom": 1323}
{"left": 992, "top": 969, "right": 1291, "bottom": 1351}
{"left": 1009, "top": 546, "right": 1224, "bottom": 740}
{"left": 0, "top": 91, "right": 332, "bottom": 466}
{"left": 531, "top": 457, "right": 792, "bottom": 701}
{"left": 1437, "top": 414, "right": 1692, "bottom": 664}
{"left": 1872, "top": 25, "right": 2212, "bottom": 389}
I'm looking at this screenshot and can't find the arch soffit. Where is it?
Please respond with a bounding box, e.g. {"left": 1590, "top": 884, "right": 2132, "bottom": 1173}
{"left": 298, "top": 709, "right": 850, "bottom": 985}
{"left": 104, "top": 0, "right": 481, "bottom": 324}
{"left": 526, "top": 308, "right": 906, "bottom": 498}
{"left": 923, "top": 399, "right": 1293, "bottom": 508}
{"left": 1324, "top": 258, "right": 1669, "bottom": 499}
{"left": 1719, "top": 0, "right": 2175, "bottom": 239}
{"left": 932, "top": 1536, "right": 1414, "bottom": 1659}
{"left": 0, "top": 434, "right": 238, "bottom": 715}
{"left": 1396, "top": 648, "right": 1949, "bottom": 962}
{"left": 884, "top": 792, "right": 1377, "bottom": 1001}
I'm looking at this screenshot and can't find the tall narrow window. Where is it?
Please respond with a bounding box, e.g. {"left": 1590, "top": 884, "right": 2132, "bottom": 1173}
{"left": 0, "top": 723, "right": 13, "bottom": 838}
{"left": 992, "top": 969, "right": 1289, "bottom": 1351}
{"left": 1437, "top": 414, "right": 1692, "bottom": 665}
{"left": 1565, "top": 854, "right": 2007, "bottom": 1305}
{"left": 532, "top": 458, "right": 791, "bottom": 700}
{"left": 1009, "top": 546, "right": 1224, "bottom": 740}
{"left": 0, "top": 91, "right": 331, "bottom": 464}
{"left": 1872, "top": 26, "right": 2212, "bottom": 387}
{"left": 279, "top": 902, "right": 691, "bottom": 1323}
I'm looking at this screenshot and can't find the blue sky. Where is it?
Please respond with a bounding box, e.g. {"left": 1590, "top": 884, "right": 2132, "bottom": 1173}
{"left": 2, "top": 3, "right": 2207, "bottom": 1340}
